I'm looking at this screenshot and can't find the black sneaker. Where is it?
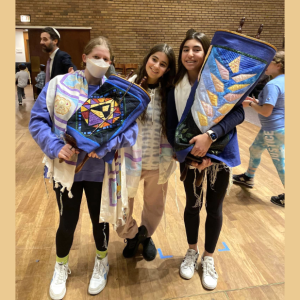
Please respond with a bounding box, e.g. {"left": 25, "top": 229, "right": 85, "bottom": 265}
{"left": 19, "top": 102, "right": 22, "bottom": 105}
{"left": 142, "top": 237, "right": 157, "bottom": 261}
{"left": 271, "top": 193, "right": 285, "bottom": 207}
{"left": 232, "top": 173, "right": 254, "bottom": 188}
{"left": 123, "top": 225, "right": 148, "bottom": 258}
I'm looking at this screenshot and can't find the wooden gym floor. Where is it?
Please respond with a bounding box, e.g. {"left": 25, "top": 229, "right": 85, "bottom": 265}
{"left": 16, "top": 86, "right": 285, "bottom": 300}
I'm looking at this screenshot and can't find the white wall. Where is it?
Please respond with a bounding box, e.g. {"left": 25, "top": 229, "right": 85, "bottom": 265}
{"left": 15, "top": 29, "right": 26, "bottom": 62}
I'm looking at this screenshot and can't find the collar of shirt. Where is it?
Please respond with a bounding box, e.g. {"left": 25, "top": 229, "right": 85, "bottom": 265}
{"left": 49, "top": 48, "right": 59, "bottom": 76}
{"left": 50, "top": 48, "right": 59, "bottom": 60}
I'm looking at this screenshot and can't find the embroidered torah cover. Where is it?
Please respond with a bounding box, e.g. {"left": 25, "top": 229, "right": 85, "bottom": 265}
{"left": 174, "top": 30, "right": 277, "bottom": 163}
{"left": 67, "top": 75, "right": 150, "bottom": 153}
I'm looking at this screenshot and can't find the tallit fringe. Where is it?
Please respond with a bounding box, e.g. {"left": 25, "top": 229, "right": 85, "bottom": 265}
{"left": 193, "top": 168, "right": 207, "bottom": 208}
{"left": 60, "top": 192, "right": 63, "bottom": 216}
{"left": 193, "top": 162, "right": 231, "bottom": 208}
{"left": 102, "top": 223, "right": 108, "bottom": 249}
{"left": 43, "top": 156, "right": 74, "bottom": 199}
{"left": 208, "top": 162, "right": 231, "bottom": 190}
{"left": 227, "top": 167, "right": 233, "bottom": 196}
{"left": 43, "top": 177, "right": 49, "bottom": 199}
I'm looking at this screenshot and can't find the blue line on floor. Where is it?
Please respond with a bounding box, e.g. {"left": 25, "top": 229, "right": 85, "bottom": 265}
{"left": 157, "top": 248, "right": 173, "bottom": 259}
{"left": 218, "top": 242, "right": 230, "bottom": 252}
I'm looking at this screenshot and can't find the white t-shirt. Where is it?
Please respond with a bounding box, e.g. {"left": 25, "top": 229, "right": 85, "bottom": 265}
{"left": 50, "top": 48, "right": 59, "bottom": 76}
{"left": 128, "top": 75, "right": 162, "bottom": 170}
{"left": 174, "top": 73, "right": 191, "bottom": 120}
{"left": 15, "top": 70, "right": 29, "bottom": 88}
{"left": 141, "top": 87, "right": 162, "bottom": 170}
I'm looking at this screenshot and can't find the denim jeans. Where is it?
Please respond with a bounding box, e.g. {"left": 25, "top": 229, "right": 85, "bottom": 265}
{"left": 17, "top": 87, "right": 25, "bottom": 103}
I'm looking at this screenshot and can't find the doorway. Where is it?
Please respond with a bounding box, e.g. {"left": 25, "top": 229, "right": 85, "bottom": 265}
{"left": 16, "top": 27, "right": 91, "bottom": 99}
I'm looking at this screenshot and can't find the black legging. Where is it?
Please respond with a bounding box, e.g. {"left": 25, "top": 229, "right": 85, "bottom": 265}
{"left": 180, "top": 163, "right": 229, "bottom": 253}
{"left": 54, "top": 181, "right": 109, "bottom": 258}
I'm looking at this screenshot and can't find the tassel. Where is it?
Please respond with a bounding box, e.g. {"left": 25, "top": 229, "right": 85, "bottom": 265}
{"left": 193, "top": 169, "right": 201, "bottom": 200}
{"left": 43, "top": 177, "right": 49, "bottom": 199}
{"left": 122, "top": 208, "right": 127, "bottom": 223}
{"left": 102, "top": 223, "right": 108, "bottom": 249}
{"left": 207, "top": 162, "right": 231, "bottom": 193}
{"left": 49, "top": 174, "right": 53, "bottom": 183}
{"left": 226, "top": 167, "right": 233, "bottom": 195}
{"left": 55, "top": 182, "right": 59, "bottom": 188}
{"left": 60, "top": 192, "right": 63, "bottom": 216}
{"left": 193, "top": 168, "right": 207, "bottom": 208}
{"left": 203, "top": 169, "right": 208, "bottom": 208}
{"left": 68, "top": 190, "right": 73, "bottom": 198}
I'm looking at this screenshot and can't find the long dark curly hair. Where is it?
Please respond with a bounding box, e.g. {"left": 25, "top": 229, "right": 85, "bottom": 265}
{"left": 174, "top": 31, "right": 211, "bottom": 86}
{"left": 134, "top": 44, "right": 176, "bottom": 136}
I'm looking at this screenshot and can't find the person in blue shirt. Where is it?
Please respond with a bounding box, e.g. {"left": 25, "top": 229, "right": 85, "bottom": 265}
{"left": 166, "top": 30, "right": 245, "bottom": 290}
{"left": 29, "top": 36, "right": 138, "bottom": 300}
{"left": 233, "top": 51, "right": 285, "bottom": 208}
{"left": 35, "top": 64, "right": 46, "bottom": 97}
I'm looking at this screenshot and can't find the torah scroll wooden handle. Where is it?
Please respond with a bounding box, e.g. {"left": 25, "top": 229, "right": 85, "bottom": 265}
{"left": 126, "top": 70, "right": 134, "bottom": 80}
{"left": 59, "top": 134, "right": 79, "bottom": 164}
{"left": 236, "top": 17, "right": 246, "bottom": 33}
{"left": 254, "top": 24, "right": 263, "bottom": 39}
{"left": 180, "top": 163, "right": 189, "bottom": 182}
{"left": 180, "top": 164, "right": 205, "bottom": 187}
{"left": 75, "top": 153, "right": 90, "bottom": 174}
{"left": 139, "top": 76, "right": 147, "bottom": 87}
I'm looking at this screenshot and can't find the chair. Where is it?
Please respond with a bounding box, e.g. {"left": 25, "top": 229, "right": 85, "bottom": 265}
{"left": 115, "top": 63, "right": 125, "bottom": 76}
{"left": 124, "top": 63, "right": 139, "bottom": 77}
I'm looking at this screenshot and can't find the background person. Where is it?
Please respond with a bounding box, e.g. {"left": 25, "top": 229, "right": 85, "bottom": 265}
{"left": 35, "top": 64, "right": 46, "bottom": 97}
{"left": 15, "top": 63, "right": 29, "bottom": 105}
{"left": 233, "top": 51, "right": 285, "bottom": 207}
{"left": 40, "top": 27, "right": 77, "bottom": 84}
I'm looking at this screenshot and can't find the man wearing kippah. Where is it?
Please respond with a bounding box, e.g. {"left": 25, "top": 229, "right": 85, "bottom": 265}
{"left": 40, "top": 27, "right": 77, "bottom": 83}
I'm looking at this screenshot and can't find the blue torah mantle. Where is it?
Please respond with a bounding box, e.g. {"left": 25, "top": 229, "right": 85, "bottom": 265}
{"left": 67, "top": 75, "right": 150, "bottom": 154}
{"left": 174, "top": 30, "right": 277, "bottom": 164}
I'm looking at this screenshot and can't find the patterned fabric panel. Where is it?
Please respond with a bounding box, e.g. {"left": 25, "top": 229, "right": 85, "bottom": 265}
{"left": 81, "top": 97, "right": 123, "bottom": 129}
{"left": 191, "top": 45, "right": 267, "bottom": 133}
{"left": 67, "top": 77, "right": 148, "bottom": 149}
{"left": 61, "top": 72, "right": 88, "bottom": 96}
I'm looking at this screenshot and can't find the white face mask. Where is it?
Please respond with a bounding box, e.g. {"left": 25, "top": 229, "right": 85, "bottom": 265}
{"left": 86, "top": 58, "right": 110, "bottom": 78}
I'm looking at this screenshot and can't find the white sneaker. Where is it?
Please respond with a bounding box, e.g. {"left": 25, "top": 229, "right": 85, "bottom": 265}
{"left": 201, "top": 256, "right": 218, "bottom": 290}
{"left": 180, "top": 249, "right": 199, "bottom": 279}
{"left": 49, "top": 262, "right": 71, "bottom": 300}
{"left": 88, "top": 255, "right": 109, "bottom": 295}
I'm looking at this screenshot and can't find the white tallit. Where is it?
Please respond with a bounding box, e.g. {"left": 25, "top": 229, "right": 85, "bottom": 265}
{"left": 174, "top": 73, "right": 191, "bottom": 121}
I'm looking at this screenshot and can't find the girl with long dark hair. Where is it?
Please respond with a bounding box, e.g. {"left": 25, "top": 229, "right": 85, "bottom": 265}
{"left": 117, "top": 44, "right": 177, "bottom": 261}
{"left": 166, "top": 31, "right": 245, "bottom": 289}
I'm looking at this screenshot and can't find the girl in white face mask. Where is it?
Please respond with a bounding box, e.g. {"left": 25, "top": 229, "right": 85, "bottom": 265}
{"left": 29, "top": 36, "right": 138, "bottom": 299}
{"left": 82, "top": 40, "right": 112, "bottom": 84}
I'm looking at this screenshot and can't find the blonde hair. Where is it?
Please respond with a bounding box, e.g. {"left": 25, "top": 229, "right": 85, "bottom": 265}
{"left": 81, "top": 36, "right": 113, "bottom": 68}
{"left": 273, "top": 51, "right": 284, "bottom": 73}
